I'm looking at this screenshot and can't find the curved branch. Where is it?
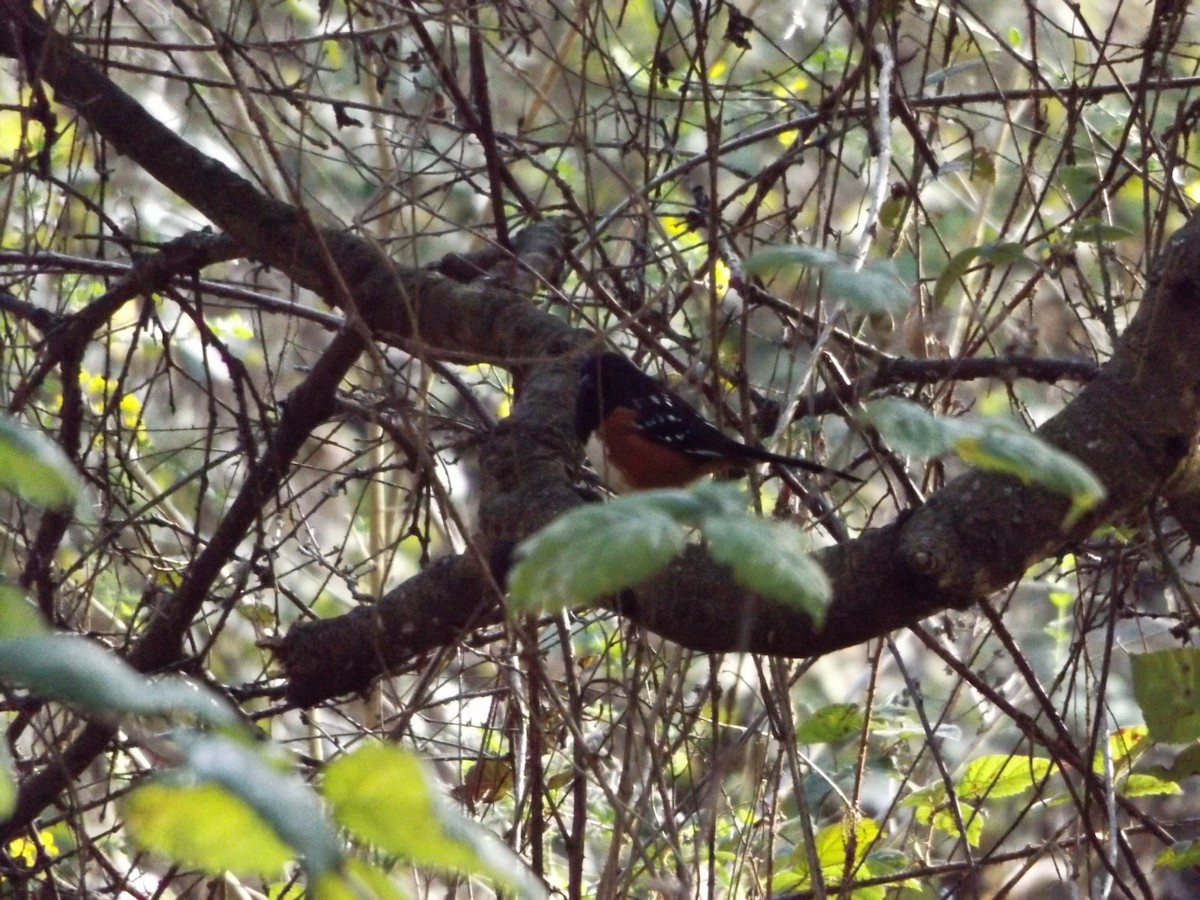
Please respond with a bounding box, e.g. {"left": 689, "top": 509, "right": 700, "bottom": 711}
{"left": 0, "top": 5, "right": 566, "bottom": 359}
{"left": 796, "top": 354, "right": 1100, "bottom": 416}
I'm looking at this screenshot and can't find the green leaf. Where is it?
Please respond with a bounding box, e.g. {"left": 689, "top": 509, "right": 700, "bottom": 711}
{"left": 865, "top": 399, "right": 1105, "bottom": 526}
{"left": 0, "top": 581, "right": 48, "bottom": 638}
{"left": 679, "top": 481, "right": 750, "bottom": 518}
{"left": 1094, "top": 725, "right": 1150, "bottom": 773}
{"left": 863, "top": 398, "right": 956, "bottom": 457}
{"left": 0, "top": 417, "right": 81, "bottom": 510}
{"left": 0, "top": 738, "right": 14, "bottom": 820}
{"left": 0, "top": 634, "right": 239, "bottom": 725}
{"left": 879, "top": 195, "right": 905, "bottom": 229}
{"left": 311, "top": 872, "right": 358, "bottom": 900}
{"left": 899, "top": 782, "right": 946, "bottom": 809}
{"left": 744, "top": 244, "right": 911, "bottom": 315}
{"left": 177, "top": 733, "right": 344, "bottom": 878}
{"left": 701, "top": 516, "right": 830, "bottom": 625}
{"left": 323, "top": 743, "right": 544, "bottom": 898}
{"left": 823, "top": 262, "right": 911, "bottom": 315}
{"left": 510, "top": 484, "right": 828, "bottom": 620}
{"left": 1059, "top": 166, "right": 1100, "bottom": 205}
{"left": 927, "top": 803, "right": 984, "bottom": 847}
{"left": 933, "top": 242, "right": 1025, "bottom": 307}
{"left": 456, "top": 756, "right": 514, "bottom": 804}
{"left": 953, "top": 422, "right": 1105, "bottom": 526}
{"left": 323, "top": 743, "right": 441, "bottom": 852}
{"left": 315, "top": 860, "right": 409, "bottom": 900}
{"left": 956, "top": 754, "right": 1056, "bottom": 800}
{"left": 1156, "top": 840, "right": 1200, "bottom": 871}
{"left": 905, "top": 793, "right": 983, "bottom": 845}
{"left": 1166, "top": 743, "right": 1200, "bottom": 781}
{"left": 1048, "top": 589, "right": 1074, "bottom": 610}
{"left": 933, "top": 246, "right": 978, "bottom": 308}
{"left": 508, "top": 498, "right": 687, "bottom": 614}
{"left": 124, "top": 781, "right": 295, "bottom": 878}
{"left": 796, "top": 703, "right": 864, "bottom": 744}
{"left": 1119, "top": 772, "right": 1180, "bottom": 798}
{"left": 744, "top": 244, "right": 839, "bottom": 274}
{"left": 775, "top": 818, "right": 882, "bottom": 892}
{"left": 1131, "top": 648, "right": 1200, "bottom": 743}
{"left": 1068, "top": 219, "right": 1134, "bottom": 244}
{"left": 969, "top": 147, "right": 997, "bottom": 184}
{"left": 978, "top": 242, "right": 1028, "bottom": 266}
{"left": 858, "top": 849, "right": 919, "bottom": 893}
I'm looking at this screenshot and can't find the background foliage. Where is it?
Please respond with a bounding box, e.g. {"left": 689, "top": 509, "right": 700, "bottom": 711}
{"left": 2, "top": 0, "right": 1200, "bottom": 896}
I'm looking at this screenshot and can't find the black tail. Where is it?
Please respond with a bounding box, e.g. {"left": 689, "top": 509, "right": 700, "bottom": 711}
{"left": 739, "top": 446, "right": 862, "bottom": 483}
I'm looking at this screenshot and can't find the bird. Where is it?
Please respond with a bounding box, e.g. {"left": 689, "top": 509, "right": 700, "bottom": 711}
{"left": 575, "top": 352, "right": 859, "bottom": 493}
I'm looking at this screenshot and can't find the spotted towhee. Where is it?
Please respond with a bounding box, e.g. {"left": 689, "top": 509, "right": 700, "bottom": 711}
{"left": 575, "top": 352, "right": 859, "bottom": 493}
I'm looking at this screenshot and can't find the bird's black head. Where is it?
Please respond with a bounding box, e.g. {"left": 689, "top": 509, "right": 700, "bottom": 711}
{"left": 575, "top": 353, "right": 612, "bottom": 441}
{"left": 575, "top": 352, "right": 655, "bottom": 441}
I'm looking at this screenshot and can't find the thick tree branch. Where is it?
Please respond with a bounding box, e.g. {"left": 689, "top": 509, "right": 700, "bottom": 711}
{"left": 281, "top": 217, "right": 1200, "bottom": 705}
{"left": 796, "top": 354, "right": 1100, "bottom": 416}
